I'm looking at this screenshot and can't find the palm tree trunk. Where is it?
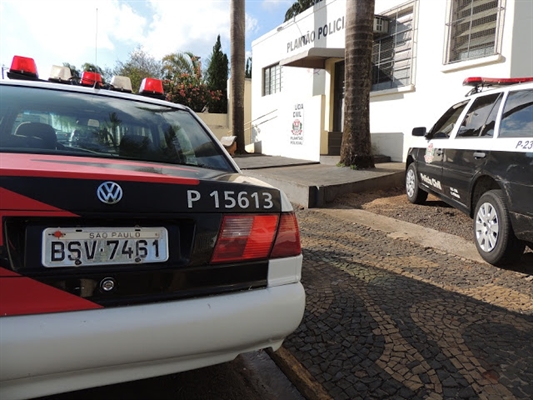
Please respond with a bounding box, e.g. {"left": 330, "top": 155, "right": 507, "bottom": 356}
{"left": 231, "top": 0, "right": 246, "bottom": 153}
{"left": 339, "top": 0, "right": 375, "bottom": 169}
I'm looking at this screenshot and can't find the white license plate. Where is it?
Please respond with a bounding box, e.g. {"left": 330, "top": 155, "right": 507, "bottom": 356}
{"left": 42, "top": 227, "right": 169, "bottom": 267}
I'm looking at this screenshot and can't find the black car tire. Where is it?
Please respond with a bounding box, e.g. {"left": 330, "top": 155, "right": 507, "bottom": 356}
{"left": 405, "top": 163, "right": 428, "bottom": 204}
{"left": 474, "top": 190, "right": 525, "bottom": 266}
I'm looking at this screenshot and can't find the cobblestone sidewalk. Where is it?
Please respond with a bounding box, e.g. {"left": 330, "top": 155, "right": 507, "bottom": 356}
{"left": 275, "top": 208, "right": 533, "bottom": 400}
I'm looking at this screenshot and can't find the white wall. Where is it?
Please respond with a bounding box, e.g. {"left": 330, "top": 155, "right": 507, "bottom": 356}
{"left": 251, "top": 0, "right": 533, "bottom": 162}
{"left": 251, "top": 0, "right": 345, "bottom": 161}
{"left": 371, "top": 0, "right": 532, "bottom": 161}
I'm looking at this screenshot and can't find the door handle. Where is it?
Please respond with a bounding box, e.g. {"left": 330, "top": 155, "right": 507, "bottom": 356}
{"left": 473, "top": 151, "right": 486, "bottom": 159}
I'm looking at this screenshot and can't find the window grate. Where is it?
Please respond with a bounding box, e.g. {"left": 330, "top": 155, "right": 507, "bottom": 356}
{"left": 263, "top": 64, "right": 282, "bottom": 96}
{"left": 372, "top": 5, "right": 414, "bottom": 92}
{"left": 446, "top": 0, "right": 504, "bottom": 63}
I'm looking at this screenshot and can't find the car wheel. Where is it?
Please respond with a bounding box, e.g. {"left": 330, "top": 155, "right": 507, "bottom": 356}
{"left": 474, "top": 190, "right": 525, "bottom": 266}
{"left": 405, "top": 163, "right": 428, "bottom": 204}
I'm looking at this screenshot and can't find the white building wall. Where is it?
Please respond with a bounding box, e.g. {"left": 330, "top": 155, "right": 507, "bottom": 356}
{"left": 251, "top": 0, "right": 533, "bottom": 162}
{"left": 252, "top": 0, "right": 346, "bottom": 161}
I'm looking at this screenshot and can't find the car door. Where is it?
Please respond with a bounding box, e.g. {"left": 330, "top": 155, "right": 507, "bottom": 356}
{"left": 441, "top": 93, "right": 502, "bottom": 210}
{"left": 417, "top": 100, "right": 469, "bottom": 196}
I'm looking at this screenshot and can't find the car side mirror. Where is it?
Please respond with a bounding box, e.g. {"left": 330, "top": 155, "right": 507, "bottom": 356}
{"left": 412, "top": 127, "right": 427, "bottom": 137}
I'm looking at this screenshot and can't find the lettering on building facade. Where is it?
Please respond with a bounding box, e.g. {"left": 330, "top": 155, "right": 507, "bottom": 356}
{"left": 286, "top": 15, "right": 345, "bottom": 53}
{"left": 290, "top": 103, "right": 304, "bottom": 145}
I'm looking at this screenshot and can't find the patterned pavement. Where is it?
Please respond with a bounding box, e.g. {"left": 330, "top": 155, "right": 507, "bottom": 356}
{"left": 272, "top": 208, "right": 533, "bottom": 400}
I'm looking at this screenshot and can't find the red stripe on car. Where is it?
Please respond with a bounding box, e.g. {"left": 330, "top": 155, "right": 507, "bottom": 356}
{"left": 0, "top": 189, "right": 79, "bottom": 246}
{"left": 0, "top": 268, "right": 103, "bottom": 316}
{"left": 0, "top": 153, "right": 200, "bottom": 185}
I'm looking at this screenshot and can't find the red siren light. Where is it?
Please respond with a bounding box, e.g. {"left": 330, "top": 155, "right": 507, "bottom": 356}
{"left": 8, "top": 55, "right": 38, "bottom": 80}
{"left": 81, "top": 71, "right": 103, "bottom": 87}
{"left": 138, "top": 78, "right": 164, "bottom": 98}
{"left": 463, "top": 76, "right": 533, "bottom": 86}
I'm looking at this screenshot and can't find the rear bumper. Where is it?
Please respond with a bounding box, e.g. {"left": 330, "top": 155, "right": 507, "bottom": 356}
{"left": 0, "top": 282, "right": 305, "bottom": 400}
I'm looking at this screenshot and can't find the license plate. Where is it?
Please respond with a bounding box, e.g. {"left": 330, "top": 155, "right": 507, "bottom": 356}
{"left": 42, "top": 227, "right": 169, "bottom": 267}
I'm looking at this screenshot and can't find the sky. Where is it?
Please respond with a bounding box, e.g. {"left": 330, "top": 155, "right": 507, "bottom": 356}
{"left": 0, "top": 0, "right": 294, "bottom": 79}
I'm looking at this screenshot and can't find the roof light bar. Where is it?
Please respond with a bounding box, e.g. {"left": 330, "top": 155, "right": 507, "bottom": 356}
{"left": 81, "top": 71, "right": 103, "bottom": 87}
{"left": 109, "top": 76, "right": 133, "bottom": 93}
{"left": 463, "top": 77, "right": 533, "bottom": 87}
{"left": 138, "top": 78, "right": 165, "bottom": 99}
{"left": 8, "top": 55, "right": 39, "bottom": 80}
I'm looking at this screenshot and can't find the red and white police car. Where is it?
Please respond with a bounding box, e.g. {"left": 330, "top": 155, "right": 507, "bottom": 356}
{"left": 405, "top": 77, "right": 533, "bottom": 266}
{"left": 0, "top": 56, "right": 305, "bottom": 399}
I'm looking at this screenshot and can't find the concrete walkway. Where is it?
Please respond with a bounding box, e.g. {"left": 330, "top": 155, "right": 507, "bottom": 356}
{"left": 234, "top": 155, "right": 405, "bottom": 208}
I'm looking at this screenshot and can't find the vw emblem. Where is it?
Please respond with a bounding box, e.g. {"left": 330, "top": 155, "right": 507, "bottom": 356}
{"left": 97, "top": 181, "right": 123, "bottom": 205}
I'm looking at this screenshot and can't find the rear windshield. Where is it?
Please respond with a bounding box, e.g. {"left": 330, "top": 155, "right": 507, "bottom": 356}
{"left": 0, "top": 85, "right": 234, "bottom": 172}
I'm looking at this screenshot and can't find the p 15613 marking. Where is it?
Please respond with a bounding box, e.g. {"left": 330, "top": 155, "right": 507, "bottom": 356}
{"left": 187, "top": 190, "right": 274, "bottom": 210}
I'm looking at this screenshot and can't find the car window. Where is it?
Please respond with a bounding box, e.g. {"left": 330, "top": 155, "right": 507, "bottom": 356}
{"left": 0, "top": 85, "right": 234, "bottom": 172}
{"left": 429, "top": 100, "right": 469, "bottom": 139}
{"left": 456, "top": 93, "right": 501, "bottom": 138}
{"left": 499, "top": 89, "right": 533, "bottom": 138}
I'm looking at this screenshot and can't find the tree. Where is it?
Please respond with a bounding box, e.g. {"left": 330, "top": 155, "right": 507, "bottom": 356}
{"left": 339, "top": 0, "right": 375, "bottom": 169}
{"left": 245, "top": 57, "right": 252, "bottom": 79}
{"left": 162, "top": 51, "right": 222, "bottom": 112}
{"left": 162, "top": 51, "right": 201, "bottom": 81}
{"left": 231, "top": 0, "right": 246, "bottom": 153}
{"left": 114, "top": 48, "right": 162, "bottom": 93}
{"left": 284, "top": 0, "right": 317, "bottom": 22}
{"left": 205, "top": 35, "right": 229, "bottom": 113}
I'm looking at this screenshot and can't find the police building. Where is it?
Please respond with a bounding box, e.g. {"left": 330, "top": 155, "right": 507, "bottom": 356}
{"left": 250, "top": 0, "right": 533, "bottom": 162}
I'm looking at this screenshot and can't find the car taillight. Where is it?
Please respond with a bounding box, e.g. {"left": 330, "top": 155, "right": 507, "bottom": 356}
{"left": 211, "top": 212, "right": 301, "bottom": 264}
{"left": 271, "top": 212, "right": 301, "bottom": 258}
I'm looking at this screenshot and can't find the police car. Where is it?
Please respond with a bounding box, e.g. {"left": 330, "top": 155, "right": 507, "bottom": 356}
{"left": 405, "top": 77, "right": 533, "bottom": 266}
{"left": 0, "top": 56, "right": 305, "bottom": 400}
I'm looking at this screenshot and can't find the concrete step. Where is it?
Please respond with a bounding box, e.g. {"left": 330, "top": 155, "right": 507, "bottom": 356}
{"left": 239, "top": 159, "right": 405, "bottom": 208}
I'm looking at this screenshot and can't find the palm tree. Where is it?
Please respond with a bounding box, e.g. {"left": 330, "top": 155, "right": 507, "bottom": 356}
{"left": 284, "top": 0, "right": 316, "bottom": 22}
{"left": 162, "top": 51, "right": 202, "bottom": 81}
{"left": 231, "top": 0, "right": 245, "bottom": 153}
{"left": 339, "top": 0, "right": 376, "bottom": 169}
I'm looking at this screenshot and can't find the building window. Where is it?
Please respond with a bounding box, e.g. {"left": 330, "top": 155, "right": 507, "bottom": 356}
{"left": 445, "top": 0, "right": 504, "bottom": 64}
{"left": 372, "top": 5, "right": 414, "bottom": 92}
{"left": 263, "top": 64, "right": 282, "bottom": 96}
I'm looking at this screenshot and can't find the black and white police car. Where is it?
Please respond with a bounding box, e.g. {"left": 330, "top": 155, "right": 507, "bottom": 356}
{"left": 405, "top": 76, "right": 533, "bottom": 266}
{"left": 0, "top": 56, "right": 305, "bottom": 400}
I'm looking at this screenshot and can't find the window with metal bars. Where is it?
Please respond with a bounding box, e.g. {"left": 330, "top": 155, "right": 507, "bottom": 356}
{"left": 372, "top": 5, "right": 414, "bottom": 92}
{"left": 446, "top": 0, "right": 504, "bottom": 63}
{"left": 263, "top": 64, "right": 282, "bottom": 96}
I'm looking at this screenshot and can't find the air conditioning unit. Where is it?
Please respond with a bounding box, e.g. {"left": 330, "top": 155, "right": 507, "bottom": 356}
{"left": 373, "top": 15, "right": 390, "bottom": 36}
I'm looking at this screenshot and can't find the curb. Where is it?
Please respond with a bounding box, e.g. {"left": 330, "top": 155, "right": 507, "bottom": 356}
{"left": 267, "top": 347, "right": 333, "bottom": 400}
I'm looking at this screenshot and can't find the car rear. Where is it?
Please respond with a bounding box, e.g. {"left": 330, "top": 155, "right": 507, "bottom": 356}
{"left": 0, "top": 69, "right": 305, "bottom": 399}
